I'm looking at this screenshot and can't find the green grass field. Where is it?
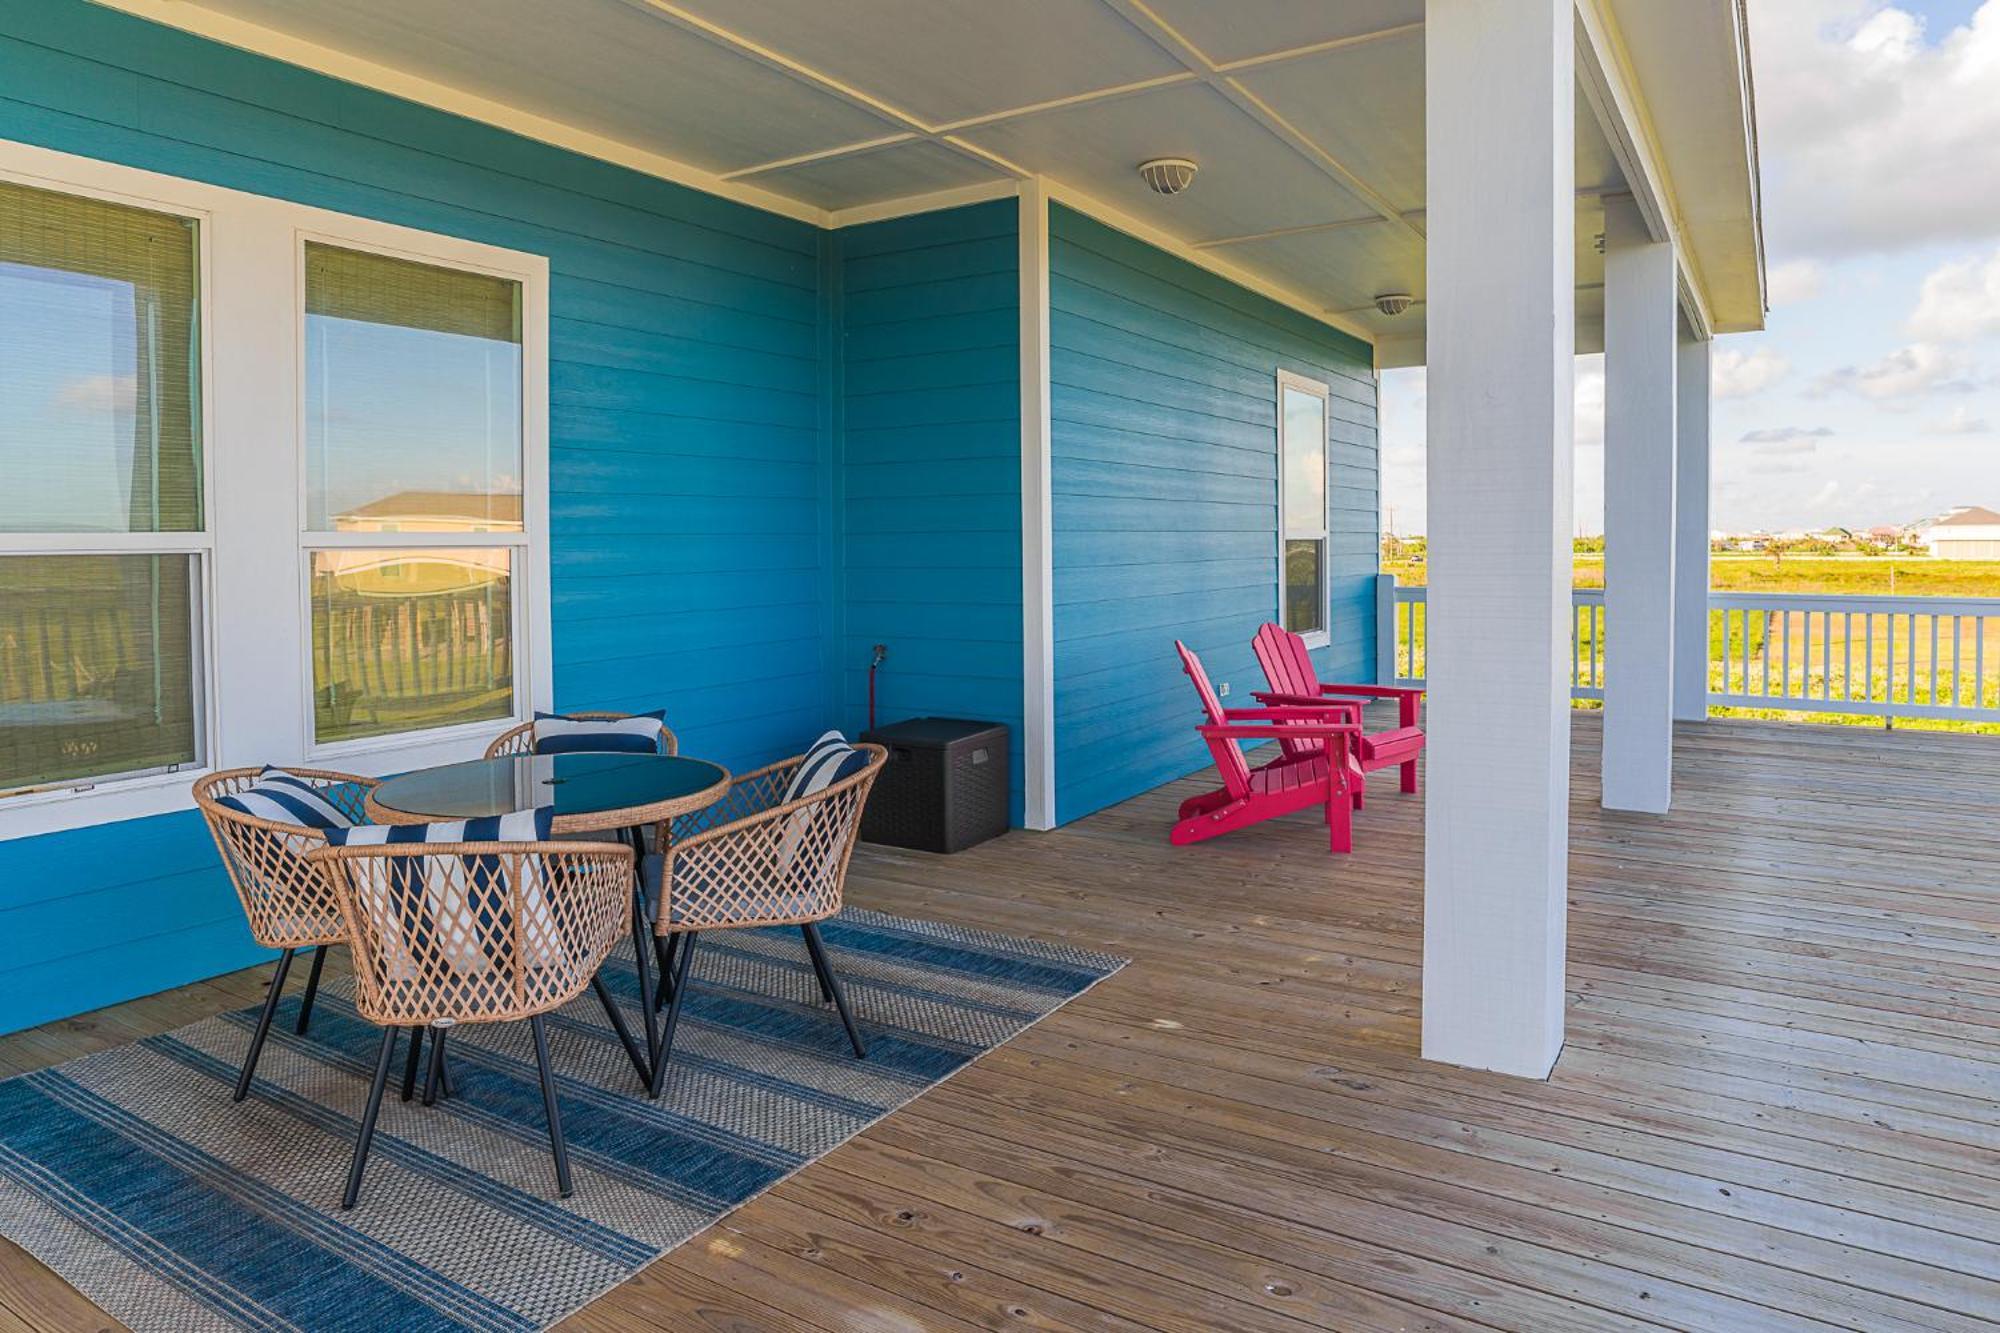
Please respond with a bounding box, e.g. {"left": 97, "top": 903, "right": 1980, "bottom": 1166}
{"left": 1382, "top": 554, "right": 2000, "bottom": 734}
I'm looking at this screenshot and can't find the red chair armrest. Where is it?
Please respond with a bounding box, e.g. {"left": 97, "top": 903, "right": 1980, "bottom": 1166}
{"left": 1223, "top": 705, "right": 1356, "bottom": 722}
{"left": 1317, "top": 683, "right": 1425, "bottom": 701}
{"left": 1198, "top": 722, "right": 1357, "bottom": 742}
{"left": 1252, "top": 691, "right": 1362, "bottom": 716}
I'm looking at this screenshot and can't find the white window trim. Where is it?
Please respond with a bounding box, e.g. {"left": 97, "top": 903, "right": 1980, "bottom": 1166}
{"left": 0, "top": 140, "right": 551, "bottom": 840}
{"left": 1275, "top": 368, "right": 1332, "bottom": 650}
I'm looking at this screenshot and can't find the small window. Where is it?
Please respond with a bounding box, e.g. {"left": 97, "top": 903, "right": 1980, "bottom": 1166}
{"left": 1277, "top": 370, "right": 1330, "bottom": 642}
{"left": 302, "top": 242, "right": 526, "bottom": 749}
{"left": 0, "top": 180, "right": 206, "bottom": 796}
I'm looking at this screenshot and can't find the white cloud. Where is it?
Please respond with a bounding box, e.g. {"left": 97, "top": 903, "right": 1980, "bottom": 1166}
{"left": 50, "top": 373, "right": 136, "bottom": 414}
{"left": 1928, "top": 405, "right": 1991, "bottom": 435}
{"left": 1713, "top": 347, "right": 1792, "bottom": 398}
{"left": 1908, "top": 247, "right": 2000, "bottom": 342}
{"left": 1815, "top": 342, "right": 1976, "bottom": 399}
{"left": 1740, "top": 425, "right": 1832, "bottom": 452}
{"left": 1574, "top": 362, "right": 1605, "bottom": 448}
{"left": 1750, "top": 1, "right": 2000, "bottom": 257}
{"left": 1767, "top": 259, "right": 1826, "bottom": 306}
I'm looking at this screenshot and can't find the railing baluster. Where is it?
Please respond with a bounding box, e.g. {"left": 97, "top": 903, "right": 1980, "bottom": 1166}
{"left": 1978, "top": 617, "right": 1987, "bottom": 716}
{"left": 1902, "top": 613, "right": 1913, "bottom": 704}
{"left": 1929, "top": 613, "right": 1940, "bottom": 705}
{"left": 1953, "top": 615, "right": 1963, "bottom": 708}
{"left": 1842, "top": 612, "right": 1852, "bottom": 702}
{"left": 1863, "top": 612, "right": 1872, "bottom": 705}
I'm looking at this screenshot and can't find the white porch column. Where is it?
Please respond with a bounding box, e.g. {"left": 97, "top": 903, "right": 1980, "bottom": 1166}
{"left": 1673, "top": 336, "right": 1713, "bottom": 721}
{"left": 1600, "top": 196, "right": 1678, "bottom": 813}
{"left": 1421, "top": 0, "right": 1574, "bottom": 1079}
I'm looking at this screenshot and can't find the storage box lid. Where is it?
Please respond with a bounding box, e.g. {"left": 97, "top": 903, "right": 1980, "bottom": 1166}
{"left": 861, "top": 716, "right": 1006, "bottom": 748}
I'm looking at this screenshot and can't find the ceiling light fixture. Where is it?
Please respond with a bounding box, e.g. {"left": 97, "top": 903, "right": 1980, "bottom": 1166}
{"left": 1137, "top": 157, "right": 1199, "bottom": 195}
{"left": 1374, "top": 292, "right": 1416, "bottom": 317}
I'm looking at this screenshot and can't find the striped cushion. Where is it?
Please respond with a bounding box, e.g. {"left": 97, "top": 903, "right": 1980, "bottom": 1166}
{"left": 531, "top": 710, "right": 665, "bottom": 755}
{"left": 214, "top": 767, "right": 353, "bottom": 829}
{"left": 321, "top": 806, "right": 551, "bottom": 848}
{"left": 782, "top": 731, "right": 869, "bottom": 804}
{"left": 325, "top": 808, "right": 558, "bottom": 974}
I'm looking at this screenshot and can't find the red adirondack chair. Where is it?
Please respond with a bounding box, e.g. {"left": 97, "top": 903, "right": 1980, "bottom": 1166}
{"left": 1250, "top": 621, "right": 1426, "bottom": 802}
{"left": 1171, "top": 640, "right": 1361, "bottom": 853}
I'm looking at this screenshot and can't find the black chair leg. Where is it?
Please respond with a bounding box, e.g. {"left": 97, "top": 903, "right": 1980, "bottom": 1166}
{"left": 647, "top": 933, "right": 699, "bottom": 1099}
{"left": 233, "top": 948, "right": 295, "bottom": 1102}
{"left": 664, "top": 924, "right": 688, "bottom": 1008}
{"left": 654, "top": 934, "right": 683, "bottom": 1014}
{"left": 342, "top": 1027, "right": 398, "bottom": 1209}
{"left": 422, "top": 1026, "right": 448, "bottom": 1107}
{"left": 529, "top": 1015, "right": 573, "bottom": 1199}
{"left": 801, "top": 926, "right": 835, "bottom": 1003}
{"left": 802, "top": 923, "right": 868, "bottom": 1059}
{"left": 401, "top": 1025, "right": 425, "bottom": 1102}
{"left": 294, "top": 945, "right": 328, "bottom": 1035}
{"left": 592, "top": 973, "right": 651, "bottom": 1087}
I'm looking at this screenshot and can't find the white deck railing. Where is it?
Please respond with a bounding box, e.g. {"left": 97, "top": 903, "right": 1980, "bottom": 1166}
{"left": 1378, "top": 578, "right": 2000, "bottom": 722}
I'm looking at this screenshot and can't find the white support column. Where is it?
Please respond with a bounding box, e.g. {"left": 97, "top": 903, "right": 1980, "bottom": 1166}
{"left": 1421, "top": 0, "right": 1574, "bottom": 1079}
{"left": 1673, "top": 337, "right": 1712, "bottom": 722}
{"left": 1600, "top": 196, "right": 1678, "bottom": 813}
{"left": 1018, "top": 179, "right": 1056, "bottom": 831}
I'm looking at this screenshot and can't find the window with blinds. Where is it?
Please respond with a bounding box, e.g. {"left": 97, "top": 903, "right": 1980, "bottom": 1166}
{"left": 303, "top": 243, "right": 524, "bottom": 746}
{"left": 0, "top": 180, "right": 205, "bottom": 795}
{"left": 1278, "top": 372, "right": 1331, "bottom": 641}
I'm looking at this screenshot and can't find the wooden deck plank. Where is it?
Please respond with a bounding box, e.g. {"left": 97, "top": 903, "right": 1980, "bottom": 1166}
{"left": 0, "top": 715, "right": 1994, "bottom": 1331}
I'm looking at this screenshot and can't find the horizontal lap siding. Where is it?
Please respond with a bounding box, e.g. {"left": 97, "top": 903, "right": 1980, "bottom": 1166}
{"left": 1049, "top": 206, "right": 1378, "bottom": 825}
{"left": 835, "top": 204, "right": 1024, "bottom": 823}
{"left": 0, "top": 1, "right": 825, "bottom": 1033}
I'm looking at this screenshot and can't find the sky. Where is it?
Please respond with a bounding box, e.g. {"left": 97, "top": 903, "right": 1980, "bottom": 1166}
{"left": 1380, "top": 0, "right": 2000, "bottom": 537}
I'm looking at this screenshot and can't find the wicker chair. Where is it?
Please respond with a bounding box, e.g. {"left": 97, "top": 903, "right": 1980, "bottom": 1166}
{"left": 308, "top": 837, "right": 635, "bottom": 1207}
{"left": 643, "top": 743, "right": 886, "bottom": 1099}
{"left": 484, "top": 711, "right": 679, "bottom": 758}
{"left": 192, "top": 767, "right": 379, "bottom": 1102}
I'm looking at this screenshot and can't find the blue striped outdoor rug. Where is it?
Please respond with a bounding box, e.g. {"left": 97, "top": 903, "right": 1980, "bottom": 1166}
{"left": 0, "top": 908, "right": 1125, "bottom": 1332}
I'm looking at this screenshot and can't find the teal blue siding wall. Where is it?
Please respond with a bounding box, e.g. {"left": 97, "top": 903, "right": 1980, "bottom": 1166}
{"left": 832, "top": 203, "right": 1024, "bottom": 823}
{"left": 0, "top": 1, "right": 827, "bottom": 1034}
{"left": 1049, "top": 206, "right": 1379, "bottom": 825}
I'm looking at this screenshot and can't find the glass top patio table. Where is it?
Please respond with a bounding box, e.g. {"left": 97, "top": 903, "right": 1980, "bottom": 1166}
{"left": 367, "top": 752, "right": 731, "bottom": 833}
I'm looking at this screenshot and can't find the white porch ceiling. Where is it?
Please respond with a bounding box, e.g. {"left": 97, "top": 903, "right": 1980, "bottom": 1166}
{"left": 102, "top": 0, "right": 1764, "bottom": 349}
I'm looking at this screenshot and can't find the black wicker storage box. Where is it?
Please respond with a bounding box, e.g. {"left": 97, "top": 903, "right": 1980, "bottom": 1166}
{"left": 858, "top": 717, "right": 1009, "bottom": 853}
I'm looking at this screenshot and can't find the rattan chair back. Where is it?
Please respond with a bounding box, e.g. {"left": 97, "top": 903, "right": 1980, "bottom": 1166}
{"left": 193, "top": 767, "right": 380, "bottom": 950}
{"left": 656, "top": 743, "right": 885, "bottom": 933}
{"left": 485, "top": 711, "right": 679, "bottom": 759}
{"left": 310, "top": 839, "right": 634, "bottom": 1026}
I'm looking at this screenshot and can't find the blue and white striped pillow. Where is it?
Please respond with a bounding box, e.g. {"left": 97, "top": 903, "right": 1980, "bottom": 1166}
{"left": 324, "top": 807, "right": 558, "bottom": 972}
{"left": 321, "top": 806, "right": 552, "bottom": 848}
{"left": 214, "top": 767, "right": 353, "bottom": 830}
{"left": 531, "top": 710, "right": 665, "bottom": 755}
{"left": 783, "top": 730, "right": 870, "bottom": 804}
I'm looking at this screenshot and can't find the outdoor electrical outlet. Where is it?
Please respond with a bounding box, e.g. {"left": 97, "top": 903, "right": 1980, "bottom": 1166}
{"left": 1219, "top": 681, "right": 1230, "bottom": 696}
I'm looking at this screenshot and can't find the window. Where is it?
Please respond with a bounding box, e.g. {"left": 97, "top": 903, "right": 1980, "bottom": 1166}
{"left": 1277, "top": 370, "right": 1330, "bottom": 644}
{"left": 302, "top": 243, "right": 525, "bottom": 748}
{"left": 0, "top": 180, "right": 207, "bottom": 796}
{"left": 0, "top": 142, "right": 548, "bottom": 837}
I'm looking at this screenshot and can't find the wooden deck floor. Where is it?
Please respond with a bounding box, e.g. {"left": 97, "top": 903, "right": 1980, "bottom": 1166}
{"left": 3, "top": 714, "right": 1998, "bottom": 1331}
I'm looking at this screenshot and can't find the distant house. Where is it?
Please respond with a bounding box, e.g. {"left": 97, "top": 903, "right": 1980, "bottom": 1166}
{"left": 1864, "top": 525, "right": 1901, "bottom": 543}
{"left": 1922, "top": 506, "right": 2000, "bottom": 560}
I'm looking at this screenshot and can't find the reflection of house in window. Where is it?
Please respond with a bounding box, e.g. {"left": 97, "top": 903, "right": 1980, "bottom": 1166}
{"left": 332, "top": 490, "right": 523, "bottom": 535}
{"left": 324, "top": 492, "right": 518, "bottom": 596}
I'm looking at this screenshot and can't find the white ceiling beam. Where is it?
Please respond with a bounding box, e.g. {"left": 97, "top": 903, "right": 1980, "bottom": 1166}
{"left": 1096, "top": 0, "right": 1426, "bottom": 243}
{"left": 1043, "top": 179, "right": 1376, "bottom": 347}
{"left": 617, "top": 0, "right": 1025, "bottom": 181}
{"left": 1212, "top": 21, "right": 1426, "bottom": 74}
{"left": 1573, "top": 0, "right": 1713, "bottom": 337}
{"left": 84, "top": 0, "right": 832, "bottom": 225}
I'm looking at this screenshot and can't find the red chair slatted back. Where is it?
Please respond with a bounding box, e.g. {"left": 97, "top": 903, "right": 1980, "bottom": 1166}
{"left": 1176, "top": 640, "right": 1253, "bottom": 796}
{"left": 1252, "top": 622, "right": 1324, "bottom": 761}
